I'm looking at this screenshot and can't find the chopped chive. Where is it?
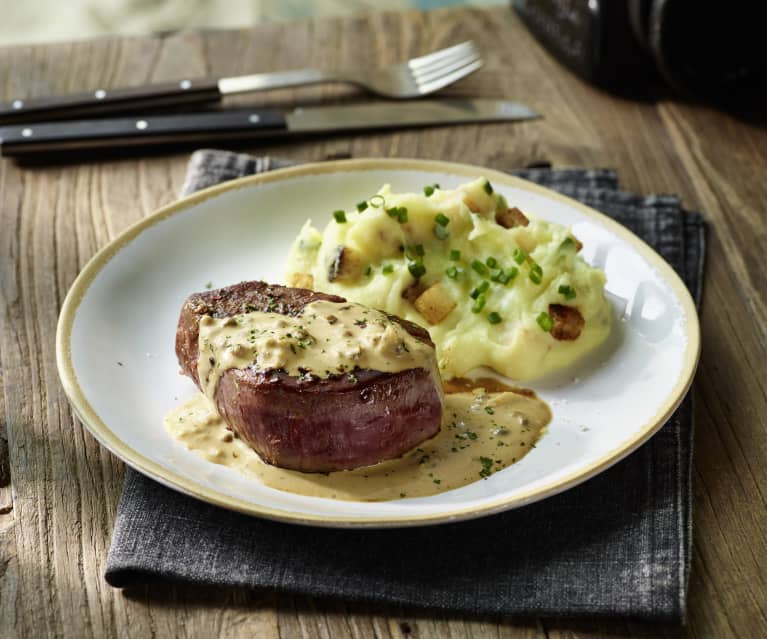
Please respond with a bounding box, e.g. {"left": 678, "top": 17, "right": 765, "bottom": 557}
{"left": 408, "top": 261, "right": 426, "bottom": 279}
{"left": 356, "top": 200, "right": 368, "bottom": 212}
{"left": 435, "top": 213, "right": 450, "bottom": 227}
{"left": 483, "top": 180, "right": 494, "bottom": 195}
{"left": 529, "top": 263, "right": 543, "bottom": 284}
{"left": 477, "top": 280, "right": 490, "bottom": 293}
{"left": 560, "top": 236, "right": 576, "bottom": 250}
{"left": 333, "top": 210, "right": 347, "bottom": 223}
{"left": 485, "top": 406, "right": 495, "bottom": 415}
{"left": 415, "top": 244, "right": 425, "bottom": 257}
{"left": 449, "top": 249, "right": 461, "bottom": 261}
{"left": 471, "top": 259, "right": 489, "bottom": 276}
{"left": 490, "top": 270, "right": 502, "bottom": 282}
{"left": 472, "top": 296, "right": 486, "bottom": 313}
{"left": 499, "top": 267, "right": 519, "bottom": 285}
{"left": 423, "top": 184, "right": 436, "bottom": 197}
{"left": 364, "top": 265, "right": 373, "bottom": 276}
{"left": 537, "top": 311, "right": 553, "bottom": 332}
{"left": 369, "top": 195, "right": 385, "bottom": 208}
{"left": 558, "top": 284, "right": 576, "bottom": 300}
{"left": 398, "top": 207, "right": 408, "bottom": 223}
{"left": 497, "top": 194, "right": 508, "bottom": 209}
{"left": 513, "top": 248, "right": 527, "bottom": 265}
{"left": 470, "top": 287, "right": 481, "bottom": 299}
{"left": 446, "top": 266, "right": 459, "bottom": 279}
{"left": 382, "top": 263, "right": 394, "bottom": 275}
{"left": 486, "top": 256, "right": 498, "bottom": 268}
{"left": 434, "top": 225, "right": 449, "bottom": 240}
{"left": 487, "top": 312, "right": 502, "bottom": 324}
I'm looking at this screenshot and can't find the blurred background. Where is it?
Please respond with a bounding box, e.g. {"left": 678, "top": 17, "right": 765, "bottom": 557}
{"left": 0, "top": 0, "right": 505, "bottom": 45}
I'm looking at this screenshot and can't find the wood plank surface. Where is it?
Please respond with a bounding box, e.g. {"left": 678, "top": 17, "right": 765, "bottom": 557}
{"left": 1, "top": 6, "right": 766, "bottom": 638}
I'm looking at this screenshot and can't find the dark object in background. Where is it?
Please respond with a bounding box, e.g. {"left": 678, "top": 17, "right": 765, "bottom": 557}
{"left": 513, "top": 0, "right": 767, "bottom": 107}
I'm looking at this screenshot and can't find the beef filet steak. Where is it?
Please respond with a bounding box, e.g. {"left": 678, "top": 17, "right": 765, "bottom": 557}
{"left": 175, "top": 281, "right": 443, "bottom": 472}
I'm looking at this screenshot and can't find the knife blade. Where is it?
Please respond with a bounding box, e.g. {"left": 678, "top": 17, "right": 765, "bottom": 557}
{"left": 0, "top": 100, "right": 539, "bottom": 157}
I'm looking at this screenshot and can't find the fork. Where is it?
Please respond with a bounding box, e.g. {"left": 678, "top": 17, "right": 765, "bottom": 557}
{"left": 0, "top": 41, "right": 483, "bottom": 125}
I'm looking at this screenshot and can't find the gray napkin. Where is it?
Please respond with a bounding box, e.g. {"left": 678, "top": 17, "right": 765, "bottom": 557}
{"left": 106, "top": 150, "right": 705, "bottom": 622}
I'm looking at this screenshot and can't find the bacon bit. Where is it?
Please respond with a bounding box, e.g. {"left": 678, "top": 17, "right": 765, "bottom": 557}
{"left": 401, "top": 280, "right": 427, "bottom": 304}
{"left": 496, "top": 206, "right": 530, "bottom": 229}
{"left": 548, "top": 304, "right": 584, "bottom": 341}
{"left": 574, "top": 237, "right": 583, "bottom": 252}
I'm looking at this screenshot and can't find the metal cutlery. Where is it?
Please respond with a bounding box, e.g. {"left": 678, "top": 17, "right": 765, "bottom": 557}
{"left": 0, "top": 99, "right": 539, "bottom": 157}
{"left": 0, "top": 41, "right": 483, "bottom": 125}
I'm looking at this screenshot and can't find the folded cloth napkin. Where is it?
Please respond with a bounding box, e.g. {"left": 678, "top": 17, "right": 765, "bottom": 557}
{"left": 106, "top": 150, "right": 705, "bottom": 622}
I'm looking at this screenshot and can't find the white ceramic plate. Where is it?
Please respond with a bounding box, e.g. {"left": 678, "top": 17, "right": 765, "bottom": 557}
{"left": 57, "top": 159, "right": 699, "bottom": 527}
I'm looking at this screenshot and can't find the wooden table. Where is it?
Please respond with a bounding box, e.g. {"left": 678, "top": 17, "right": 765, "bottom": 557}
{"left": 2, "top": 7, "right": 765, "bottom": 638}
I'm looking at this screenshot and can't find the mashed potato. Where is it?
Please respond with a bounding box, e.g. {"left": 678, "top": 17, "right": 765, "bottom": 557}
{"left": 285, "top": 178, "right": 611, "bottom": 381}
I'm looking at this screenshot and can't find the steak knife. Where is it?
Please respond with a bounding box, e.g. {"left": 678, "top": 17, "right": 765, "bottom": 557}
{"left": 0, "top": 99, "right": 539, "bottom": 157}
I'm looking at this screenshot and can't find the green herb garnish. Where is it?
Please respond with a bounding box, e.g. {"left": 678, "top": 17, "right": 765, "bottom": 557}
{"left": 446, "top": 266, "right": 459, "bottom": 279}
{"left": 382, "top": 264, "right": 394, "bottom": 275}
{"left": 449, "top": 249, "right": 461, "bottom": 261}
{"left": 369, "top": 195, "right": 385, "bottom": 208}
{"left": 536, "top": 311, "right": 553, "bottom": 332}
{"left": 529, "top": 263, "right": 543, "bottom": 284}
{"left": 558, "top": 284, "right": 576, "bottom": 300}
{"left": 485, "top": 406, "right": 495, "bottom": 414}
{"left": 408, "top": 261, "right": 426, "bottom": 279}
{"left": 472, "top": 296, "right": 486, "bottom": 313}
{"left": 471, "top": 259, "right": 489, "bottom": 276}
{"left": 513, "top": 248, "right": 527, "bottom": 265}
{"left": 483, "top": 180, "right": 494, "bottom": 195}
{"left": 487, "top": 312, "right": 502, "bottom": 325}
{"left": 479, "top": 456, "right": 494, "bottom": 478}
{"left": 333, "top": 210, "right": 347, "bottom": 223}
{"left": 435, "top": 213, "right": 450, "bottom": 227}
{"left": 434, "top": 225, "right": 449, "bottom": 240}
{"left": 486, "top": 256, "right": 497, "bottom": 268}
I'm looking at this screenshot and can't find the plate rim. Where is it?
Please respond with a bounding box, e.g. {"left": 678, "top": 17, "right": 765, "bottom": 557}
{"left": 56, "top": 157, "right": 701, "bottom": 528}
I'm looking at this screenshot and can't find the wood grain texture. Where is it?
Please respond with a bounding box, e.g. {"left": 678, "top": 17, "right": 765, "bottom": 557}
{"left": 1, "top": 6, "right": 766, "bottom": 638}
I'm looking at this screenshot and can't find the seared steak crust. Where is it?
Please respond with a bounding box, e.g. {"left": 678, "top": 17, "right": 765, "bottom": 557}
{"left": 175, "top": 281, "right": 442, "bottom": 472}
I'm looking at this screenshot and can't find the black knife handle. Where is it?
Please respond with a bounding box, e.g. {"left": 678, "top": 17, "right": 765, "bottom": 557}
{"left": 0, "top": 79, "right": 222, "bottom": 124}
{"left": 0, "top": 110, "right": 287, "bottom": 157}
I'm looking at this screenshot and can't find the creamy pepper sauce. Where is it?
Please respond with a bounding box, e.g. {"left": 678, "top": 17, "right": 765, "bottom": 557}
{"left": 165, "top": 383, "right": 550, "bottom": 501}
{"left": 166, "top": 299, "right": 550, "bottom": 501}
{"left": 197, "top": 299, "right": 440, "bottom": 401}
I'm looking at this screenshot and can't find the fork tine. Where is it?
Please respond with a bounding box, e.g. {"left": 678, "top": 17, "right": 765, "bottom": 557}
{"left": 411, "top": 50, "right": 482, "bottom": 83}
{"left": 415, "top": 59, "right": 483, "bottom": 95}
{"left": 411, "top": 44, "right": 480, "bottom": 77}
{"left": 407, "top": 41, "right": 477, "bottom": 69}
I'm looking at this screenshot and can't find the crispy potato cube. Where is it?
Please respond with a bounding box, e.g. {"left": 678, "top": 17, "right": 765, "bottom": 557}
{"left": 327, "top": 245, "right": 365, "bottom": 282}
{"left": 496, "top": 206, "right": 530, "bottom": 229}
{"left": 413, "top": 283, "right": 456, "bottom": 325}
{"left": 288, "top": 272, "right": 314, "bottom": 290}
